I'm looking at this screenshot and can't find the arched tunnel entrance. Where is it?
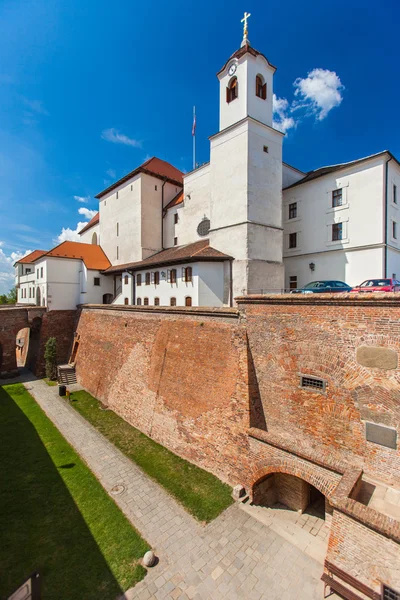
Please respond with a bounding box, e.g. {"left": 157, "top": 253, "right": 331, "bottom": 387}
{"left": 247, "top": 472, "right": 333, "bottom": 559}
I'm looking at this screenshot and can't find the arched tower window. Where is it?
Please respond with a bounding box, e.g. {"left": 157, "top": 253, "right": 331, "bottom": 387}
{"left": 256, "top": 75, "right": 267, "bottom": 100}
{"left": 92, "top": 232, "right": 98, "bottom": 245}
{"left": 226, "top": 77, "right": 238, "bottom": 103}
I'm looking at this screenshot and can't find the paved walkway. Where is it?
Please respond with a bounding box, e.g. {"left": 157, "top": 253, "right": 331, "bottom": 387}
{"left": 15, "top": 376, "right": 325, "bottom": 599}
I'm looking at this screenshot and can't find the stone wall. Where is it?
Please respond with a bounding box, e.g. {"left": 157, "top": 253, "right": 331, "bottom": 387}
{"left": 75, "top": 306, "right": 249, "bottom": 483}
{"left": 239, "top": 294, "right": 400, "bottom": 486}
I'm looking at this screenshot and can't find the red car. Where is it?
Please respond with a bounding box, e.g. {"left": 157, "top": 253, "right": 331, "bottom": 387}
{"left": 351, "top": 278, "right": 400, "bottom": 292}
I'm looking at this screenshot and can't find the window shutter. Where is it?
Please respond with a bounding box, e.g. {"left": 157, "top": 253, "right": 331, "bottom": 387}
{"left": 151, "top": 272, "right": 155, "bottom": 284}
{"left": 182, "top": 267, "right": 186, "bottom": 281}
{"left": 187, "top": 267, "right": 192, "bottom": 282}
{"left": 226, "top": 86, "right": 230, "bottom": 103}
{"left": 167, "top": 270, "right": 171, "bottom": 283}
{"left": 262, "top": 83, "right": 267, "bottom": 99}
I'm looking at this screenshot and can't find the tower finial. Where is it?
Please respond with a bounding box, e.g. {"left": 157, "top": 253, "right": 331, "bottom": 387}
{"left": 240, "top": 12, "right": 251, "bottom": 47}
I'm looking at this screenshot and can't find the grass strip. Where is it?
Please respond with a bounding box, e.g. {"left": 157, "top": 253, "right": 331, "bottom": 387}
{"left": 70, "top": 390, "right": 233, "bottom": 522}
{"left": 0, "top": 383, "right": 149, "bottom": 600}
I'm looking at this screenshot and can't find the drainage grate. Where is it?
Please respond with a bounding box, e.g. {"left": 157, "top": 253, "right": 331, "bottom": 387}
{"left": 300, "top": 375, "right": 326, "bottom": 392}
{"left": 110, "top": 484, "right": 125, "bottom": 496}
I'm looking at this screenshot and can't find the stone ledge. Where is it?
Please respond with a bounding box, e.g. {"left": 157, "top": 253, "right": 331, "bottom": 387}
{"left": 79, "top": 304, "right": 240, "bottom": 319}
{"left": 236, "top": 292, "right": 400, "bottom": 307}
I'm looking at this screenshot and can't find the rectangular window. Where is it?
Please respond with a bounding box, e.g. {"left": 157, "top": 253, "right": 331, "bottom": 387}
{"left": 394, "top": 184, "right": 397, "bottom": 204}
{"left": 144, "top": 297, "right": 149, "bottom": 305}
{"left": 174, "top": 237, "right": 178, "bottom": 246}
{"left": 263, "top": 145, "right": 268, "bottom": 153}
{"left": 116, "top": 191, "right": 118, "bottom": 199}
{"left": 154, "top": 297, "right": 160, "bottom": 306}
{"left": 174, "top": 213, "right": 178, "bottom": 225}
{"left": 124, "top": 275, "right": 128, "bottom": 285}
{"left": 168, "top": 269, "right": 177, "bottom": 284}
{"left": 154, "top": 271, "right": 160, "bottom": 285}
{"left": 289, "top": 232, "right": 297, "bottom": 249}
{"left": 117, "top": 223, "right": 119, "bottom": 236}
{"left": 37, "top": 269, "right": 39, "bottom": 278}
{"left": 170, "top": 297, "right": 176, "bottom": 306}
{"left": 393, "top": 221, "right": 397, "bottom": 240}
{"left": 332, "top": 188, "right": 343, "bottom": 207}
{"left": 117, "top": 246, "right": 119, "bottom": 260}
{"left": 145, "top": 272, "right": 150, "bottom": 285}
{"left": 155, "top": 185, "right": 157, "bottom": 191}
{"left": 289, "top": 202, "right": 297, "bottom": 219}
{"left": 137, "top": 274, "right": 142, "bottom": 286}
{"left": 289, "top": 276, "right": 297, "bottom": 290}
{"left": 182, "top": 266, "right": 192, "bottom": 282}
{"left": 40, "top": 267, "right": 43, "bottom": 278}
{"left": 94, "top": 277, "right": 100, "bottom": 286}
{"left": 332, "top": 222, "right": 343, "bottom": 241}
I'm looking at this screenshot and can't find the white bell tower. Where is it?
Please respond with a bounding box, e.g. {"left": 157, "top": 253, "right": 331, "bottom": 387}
{"left": 209, "top": 13, "right": 285, "bottom": 300}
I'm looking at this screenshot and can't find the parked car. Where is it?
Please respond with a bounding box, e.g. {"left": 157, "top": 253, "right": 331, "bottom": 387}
{"left": 290, "top": 280, "right": 352, "bottom": 294}
{"left": 350, "top": 278, "right": 400, "bottom": 292}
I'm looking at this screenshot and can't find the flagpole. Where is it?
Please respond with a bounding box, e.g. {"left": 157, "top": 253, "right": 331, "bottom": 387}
{"left": 193, "top": 105, "right": 196, "bottom": 170}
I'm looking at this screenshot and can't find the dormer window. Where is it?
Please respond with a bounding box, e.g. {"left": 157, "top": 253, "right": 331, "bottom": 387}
{"left": 256, "top": 75, "right": 267, "bottom": 100}
{"left": 226, "top": 77, "right": 238, "bottom": 103}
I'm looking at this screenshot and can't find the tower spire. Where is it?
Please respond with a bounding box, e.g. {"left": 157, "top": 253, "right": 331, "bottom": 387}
{"left": 240, "top": 11, "right": 251, "bottom": 47}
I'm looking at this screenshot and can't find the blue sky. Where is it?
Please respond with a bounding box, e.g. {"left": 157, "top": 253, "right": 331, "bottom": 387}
{"left": 0, "top": 0, "right": 399, "bottom": 293}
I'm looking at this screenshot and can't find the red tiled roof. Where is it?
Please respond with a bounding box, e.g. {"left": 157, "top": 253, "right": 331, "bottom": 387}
{"left": 95, "top": 157, "right": 184, "bottom": 199}
{"left": 15, "top": 249, "right": 47, "bottom": 265}
{"left": 217, "top": 43, "right": 277, "bottom": 76}
{"left": 164, "top": 190, "right": 184, "bottom": 212}
{"left": 32, "top": 241, "right": 111, "bottom": 270}
{"left": 79, "top": 212, "right": 99, "bottom": 235}
{"left": 104, "top": 239, "right": 232, "bottom": 274}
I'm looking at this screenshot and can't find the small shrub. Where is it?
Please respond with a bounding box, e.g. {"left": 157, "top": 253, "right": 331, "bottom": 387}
{"left": 44, "top": 337, "right": 57, "bottom": 381}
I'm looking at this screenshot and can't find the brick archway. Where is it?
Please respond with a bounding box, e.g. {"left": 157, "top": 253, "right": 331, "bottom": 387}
{"left": 250, "top": 457, "right": 339, "bottom": 502}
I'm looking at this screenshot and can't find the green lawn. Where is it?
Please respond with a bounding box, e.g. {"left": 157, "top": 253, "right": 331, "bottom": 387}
{"left": 0, "top": 383, "right": 149, "bottom": 600}
{"left": 70, "top": 390, "right": 233, "bottom": 522}
{"left": 43, "top": 378, "right": 58, "bottom": 386}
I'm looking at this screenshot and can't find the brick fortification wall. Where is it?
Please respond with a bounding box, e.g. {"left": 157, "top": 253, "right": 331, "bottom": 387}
{"left": 239, "top": 294, "right": 400, "bottom": 487}
{"left": 35, "top": 310, "right": 77, "bottom": 376}
{"left": 75, "top": 306, "right": 249, "bottom": 483}
{"left": 75, "top": 298, "right": 400, "bottom": 593}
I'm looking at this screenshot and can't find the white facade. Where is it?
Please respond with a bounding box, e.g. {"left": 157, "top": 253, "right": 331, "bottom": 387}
{"left": 16, "top": 256, "right": 113, "bottom": 310}
{"left": 116, "top": 261, "right": 225, "bottom": 308}
{"left": 282, "top": 153, "right": 400, "bottom": 289}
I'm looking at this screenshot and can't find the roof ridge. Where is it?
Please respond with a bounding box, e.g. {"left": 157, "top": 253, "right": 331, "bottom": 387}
{"left": 191, "top": 240, "right": 210, "bottom": 257}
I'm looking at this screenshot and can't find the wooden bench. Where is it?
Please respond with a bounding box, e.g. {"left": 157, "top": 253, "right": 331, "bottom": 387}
{"left": 322, "top": 560, "right": 380, "bottom": 600}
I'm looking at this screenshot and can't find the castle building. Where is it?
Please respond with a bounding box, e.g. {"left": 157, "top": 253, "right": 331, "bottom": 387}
{"left": 15, "top": 23, "right": 400, "bottom": 309}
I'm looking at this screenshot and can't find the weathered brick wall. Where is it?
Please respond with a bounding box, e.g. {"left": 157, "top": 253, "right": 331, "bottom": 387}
{"left": 328, "top": 510, "right": 400, "bottom": 593}
{"left": 239, "top": 294, "right": 400, "bottom": 486}
{"left": 0, "top": 307, "right": 76, "bottom": 377}
{"left": 75, "top": 306, "right": 250, "bottom": 483}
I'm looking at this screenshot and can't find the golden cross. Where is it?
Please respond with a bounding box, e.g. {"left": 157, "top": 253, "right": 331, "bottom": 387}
{"left": 241, "top": 11, "right": 251, "bottom": 39}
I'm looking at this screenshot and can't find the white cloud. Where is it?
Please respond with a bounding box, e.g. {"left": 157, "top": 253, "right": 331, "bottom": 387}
{"left": 101, "top": 128, "right": 141, "bottom": 148}
{"left": 272, "top": 68, "right": 344, "bottom": 135}
{"left": 55, "top": 222, "right": 88, "bottom": 244}
{"left": 272, "top": 94, "right": 296, "bottom": 133}
{"left": 0, "top": 243, "right": 31, "bottom": 293}
{"left": 293, "top": 68, "right": 344, "bottom": 120}
{"left": 74, "top": 195, "right": 90, "bottom": 203}
{"left": 106, "top": 168, "right": 116, "bottom": 178}
{"left": 78, "top": 207, "right": 97, "bottom": 220}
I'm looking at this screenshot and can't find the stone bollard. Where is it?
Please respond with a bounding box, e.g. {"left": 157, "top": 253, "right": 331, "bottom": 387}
{"left": 143, "top": 550, "right": 157, "bottom": 567}
{"left": 232, "top": 484, "right": 246, "bottom": 501}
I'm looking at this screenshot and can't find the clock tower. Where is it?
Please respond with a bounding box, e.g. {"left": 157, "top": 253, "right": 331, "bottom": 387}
{"left": 209, "top": 13, "right": 285, "bottom": 299}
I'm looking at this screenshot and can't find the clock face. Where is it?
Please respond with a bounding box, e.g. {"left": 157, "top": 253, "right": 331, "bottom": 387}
{"left": 228, "top": 63, "right": 237, "bottom": 76}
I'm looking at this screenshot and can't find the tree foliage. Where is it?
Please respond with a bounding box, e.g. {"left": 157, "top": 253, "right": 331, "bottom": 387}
{"left": 0, "top": 287, "right": 17, "bottom": 305}
{"left": 44, "top": 337, "right": 58, "bottom": 381}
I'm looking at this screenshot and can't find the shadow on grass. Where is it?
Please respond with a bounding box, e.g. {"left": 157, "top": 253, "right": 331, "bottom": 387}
{"left": 0, "top": 384, "right": 139, "bottom": 600}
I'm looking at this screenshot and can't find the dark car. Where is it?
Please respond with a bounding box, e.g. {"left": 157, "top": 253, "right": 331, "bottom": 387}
{"left": 290, "top": 280, "right": 352, "bottom": 294}
{"left": 350, "top": 278, "right": 400, "bottom": 293}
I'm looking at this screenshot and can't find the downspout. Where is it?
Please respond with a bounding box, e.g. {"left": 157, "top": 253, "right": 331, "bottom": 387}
{"left": 128, "top": 269, "right": 135, "bottom": 305}
{"left": 161, "top": 177, "right": 168, "bottom": 250}
{"left": 384, "top": 156, "right": 393, "bottom": 277}
{"left": 229, "top": 260, "right": 233, "bottom": 307}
